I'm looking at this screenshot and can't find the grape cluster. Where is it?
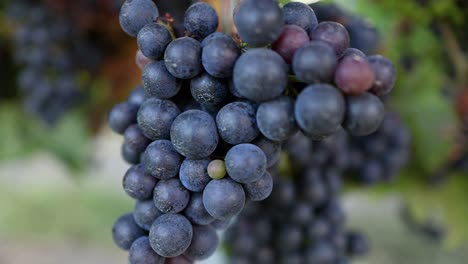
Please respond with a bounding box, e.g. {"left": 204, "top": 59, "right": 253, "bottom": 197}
{"left": 225, "top": 132, "right": 369, "bottom": 264}
{"left": 109, "top": 0, "right": 398, "bottom": 263}
{"left": 346, "top": 113, "right": 411, "bottom": 185}
{"left": 6, "top": 0, "right": 115, "bottom": 125}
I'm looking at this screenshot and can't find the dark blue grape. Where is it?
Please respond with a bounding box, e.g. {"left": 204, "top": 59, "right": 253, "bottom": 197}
{"left": 112, "top": 213, "right": 146, "bottom": 250}
{"left": 203, "top": 178, "right": 245, "bottom": 219}
{"left": 134, "top": 199, "right": 163, "bottom": 231}
{"left": 128, "top": 85, "right": 148, "bottom": 107}
{"left": 202, "top": 33, "right": 240, "bottom": 78}
{"left": 305, "top": 242, "right": 336, "bottom": 264}
{"left": 234, "top": 0, "right": 283, "bottom": 47}
{"left": 184, "top": 225, "right": 219, "bottom": 260}
{"left": 124, "top": 124, "right": 151, "bottom": 154}
{"left": 233, "top": 48, "right": 287, "bottom": 102}
{"left": 275, "top": 225, "right": 303, "bottom": 252}
{"left": 344, "top": 92, "right": 385, "bottom": 136}
{"left": 179, "top": 159, "right": 212, "bottom": 192}
{"left": 184, "top": 2, "right": 218, "bottom": 39}
{"left": 190, "top": 73, "right": 228, "bottom": 107}
{"left": 153, "top": 178, "right": 190, "bottom": 214}
{"left": 129, "top": 237, "right": 165, "bottom": 264}
{"left": 346, "top": 232, "right": 369, "bottom": 256}
{"left": 307, "top": 218, "right": 331, "bottom": 240}
{"left": 252, "top": 137, "right": 281, "bottom": 168}
{"left": 141, "top": 140, "right": 182, "bottom": 180}
{"left": 340, "top": 48, "right": 366, "bottom": 60}
{"left": 122, "top": 142, "right": 143, "bottom": 164}
{"left": 183, "top": 193, "right": 215, "bottom": 226}
{"left": 347, "top": 17, "right": 380, "bottom": 55}
{"left": 123, "top": 164, "right": 158, "bottom": 200}
{"left": 225, "top": 143, "right": 267, "bottom": 184}
{"left": 299, "top": 168, "right": 328, "bottom": 205}
{"left": 295, "top": 84, "right": 345, "bottom": 139}
{"left": 256, "top": 96, "right": 298, "bottom": 141}
{"left": 108, "top": 102, "right": 138, "bottom": 134}
{"left": 310, "top": 21, "right": 350, "bottom": 56}
{"left": 137, "top": 23, "right": 172, "bottom": 60}
{"left": 368, "top": 55, "right": 396, "bottom": 96}
{"left": 242, "top": 171, "right": 273, "bottom": 201}
{"left": 283, "top": 2, "right": 318, "bottom": 34}
{"left": 165, "top": 37, "right": 202, "bottom": 79}
{"left": 137, "top": 98, "right": 180, "bottom": 140}
{"left": 119, "top": 0, "right": 159, "bottom": 37}
{"left": 216, "top": 102, "right": 259, "bottom": 145}
{"left": 170, "top": 110, "right": 219, "bottom": 159}
{"left": 290, "top": 202, "right": 314, "bottom": 225}
{"left": 142, "top": 61, "right": 181, "bottom": 99}
{"left": 149, "top": 214, "right": 193, "bottom": 257}
{"left": 292, "top": 41, "right": 337, "bottom": 83}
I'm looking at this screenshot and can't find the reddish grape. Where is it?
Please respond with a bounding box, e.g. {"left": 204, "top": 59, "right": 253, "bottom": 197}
{"left": 334, "top": 54, "right": 375, "bottom": 95}
{"left": 272, "top": 25, "right": 310, "bottom": 64}
{"left": 136, "top": 49, "right": 152, "bottom": 70}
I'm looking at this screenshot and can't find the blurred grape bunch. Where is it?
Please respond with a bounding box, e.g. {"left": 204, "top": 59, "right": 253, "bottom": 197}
{"left": 329, "top": 0, "right": 468, "bottom": 248}
{"left": 5, "top": 0, "right": 140, "bottom": 127}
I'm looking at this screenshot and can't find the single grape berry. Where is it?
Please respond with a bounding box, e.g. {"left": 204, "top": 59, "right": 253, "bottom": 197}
{"left": 335, "top": 53, "right": 375, "bottom": 95}
{"left": 119, "top": 0, "right": 159, "bottom": 37}
{"left": 133, "top": 199, "right": 163, "bottom": 231}
{"left": 292, "top": 41, "right": 337, "bottom": 83}
{"left": 137, "top": 23, "right": 172, "bottom": 60}
{"left": 233, "top": 48, "right": 287, "bottom": 102}
{"left": 123, "top": 164, "right": 158, "bottom": 200}
{"left": 225, "top": 143, "right": 267, "bottom": 184}
{"left": 179, "top": 159, "right": 212, "bottom": 192}
{"left": 184, "top": 2, "right": 219, "bottom": 39}
{"left": 183, "top": 193, "right": 215, "bottom": 226}
{"left": 272, "top": 25, "right": 310, "bottom": 64}
{"left": 190, "top": 73, "right": 228, "bottom": 107}
{"left": 153, "top": 178, "right": 191, "bottom": 214}
{"left": 141, "top": 140, "right": 182, "bottom": 180}
{"left": 129, "top": 237, "right": 165, "bottom": 264}
{"left": 242, "top": 171, "right": 273, "bottom": 201}
{"left": 128, "top": 85, "right": 148, "bottom": 107}
{"left": 121, "top": 142, "right": 143, "bottom": 164}
{"left": 252, "top": 137, "right": 281, "bottom": 168}
{"left": 344, "top": 92, "right": 385, "bottom": 136}
{"left": 137, "top": 97, "right": 180, "bottom": 140}
{"left": 184, "top": 225, "right": 219, "bottom": 261}
{"left": 124, "top": 125, "right": 151, "bottom": 154}
{"left": 112, "top": 213, "right": 146, "bottom": 250}
{"left": 203, "top": 178, "right": 246, "bottom": 219}
{"left": 170, "top": 110, "right": 219, "bottom": 159}
{"left": 202, "top": 33, "right": 240, "bottom": 78}
{"left": 310, "top": 21, "right": 350, "bottom": 56}
{"left": 368, "top": 55, "right": 396, "bottom": 96}
{"left": 234, "top": 0, "right": 283, "bottom": 47}
{"left": 142, "top": 61, "right": 181, "bottom": 99}
{"left": 149, "top": 214, "right": 193, "bottom": 257}
{"left": 216, "top": 101, "right": 259, "bottom": 145}
{"left": 295, "top": 84, "right": 345, "bottom": 139}
{"left": 283, "top": 2, "right": 318, "bottom": 34}
{"left": 165, "top": 37, "right": 202, "bottom": 79}
{"left": 207, "top": 159, "right": 226, "bottom": 180}
{"left": 108, "top": 102, "right": 138, "bottom": 134}
{"left": 256, "top": 96, "right": 298, "bottom": 142}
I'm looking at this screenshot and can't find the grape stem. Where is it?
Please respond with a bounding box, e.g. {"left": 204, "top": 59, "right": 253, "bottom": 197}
{"left": 438, "top": 22, "right": 467, "bottom": 89}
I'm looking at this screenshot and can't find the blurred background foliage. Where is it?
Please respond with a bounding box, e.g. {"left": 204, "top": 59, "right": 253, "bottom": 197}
{"left": 0, "top": 0, "right": 467, "bottom": 262}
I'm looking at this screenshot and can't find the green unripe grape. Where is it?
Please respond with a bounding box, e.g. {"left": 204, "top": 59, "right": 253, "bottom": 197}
{"left": 208, "top": 160, "right": 226, "bottom": 180}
